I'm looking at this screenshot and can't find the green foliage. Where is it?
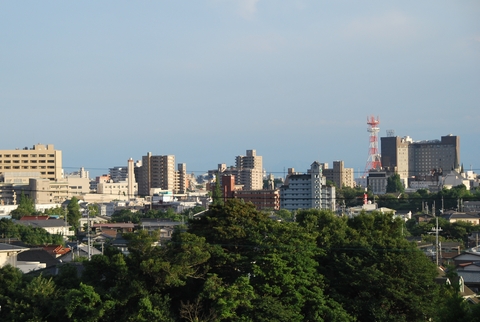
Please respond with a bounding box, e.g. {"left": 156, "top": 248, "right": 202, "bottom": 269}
{"left": 67, "top": 196, "right": 82, "bottom": 231}
{"left": 386, "top": 173, "right": 405, "bottom": 193}
{"left": 274, "top": 209, "right": 294, "bottom": 221}
{"left": 336, "top": 186, "right": 370, "bottom": 207}
{"left": 43, "top": 206, "right": 65, "bottom": 217}
{"left": 111, "top": 208, "right": 189, "bottom": 224}
{"left": 212, "top": 173, "right": 224, "bottom": 207}
{"left": 3, "top": 200, "right": 473, "bottom": 321}
{"left": 297, "top": 209, "right": 440, "bottom": 321}
{"left": 0, "top": 218, "right": 64, "bottom": 246}
{"left": 10, "top": 191, "right": 36, "bottom": 219}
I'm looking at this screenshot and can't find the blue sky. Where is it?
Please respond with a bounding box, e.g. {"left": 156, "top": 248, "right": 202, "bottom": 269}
{"left": 1, "top": 1, "right": 479, "bottom": 178}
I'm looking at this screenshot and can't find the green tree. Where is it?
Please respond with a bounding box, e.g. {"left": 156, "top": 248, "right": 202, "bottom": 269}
{"left": 1, "top": 274, "right": 58, "bottom": 321}
{"left": 297, "top": 210, "right": 441, "bottom": 321}
{"left": 10, "top": 191, "right": 36, "bottom": 219}
{"left": 386, "top": 173, "right": 404, "bottom": 193}
{"left": 212, "top": 174, "right": 224, "bottom": 206}
{"left": 67, "top": 196, "right": 82, "bottom": 231}
{"left": 60, "top": 283, "right": 113, "bottom": 322}
{"left": 187, "top": 199, "right": 352, "bottom": 321}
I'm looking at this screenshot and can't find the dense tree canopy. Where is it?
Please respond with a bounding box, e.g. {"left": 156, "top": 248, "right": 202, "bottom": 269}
{"left": 2, "top": 199, "right": 480, "bottom": 321}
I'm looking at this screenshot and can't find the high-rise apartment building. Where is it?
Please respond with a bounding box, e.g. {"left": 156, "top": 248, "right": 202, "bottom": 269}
{"left": 208, "top": 150, "right": 263, "bottom": 191}
{"left": 234, "top": 150, "right": 263, "bottom": 190}
{"left": 0, "top": 144, "right": 62, "bottom": 181}
{"left": 321, "top": 161, "right": 355, "bottom": 188}
{"left": 381, "top": 135, "right": 460, "bottom": 179}
{"left": 280, "top": 162, "right": 336, "bottom": 211}
{"left": 137, "top": 153, "right": 186, "bottom": 196}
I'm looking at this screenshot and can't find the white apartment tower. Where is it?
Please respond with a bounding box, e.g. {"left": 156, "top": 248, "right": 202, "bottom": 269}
{"left": 280, "top": 162, "right": 336, "bottom": 211}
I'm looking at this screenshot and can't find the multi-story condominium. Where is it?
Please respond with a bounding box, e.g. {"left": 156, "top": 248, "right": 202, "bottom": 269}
{"left": 234, "top": 189, "right": 280, "bottom": 211}
{"left": 280, "top": 162, "right": 336, "bottom": 212}
{"left": 381, "top": 135, "right": 460, "bottom": 179}
{"left": 235, "top": 150, "right": 263, "bottom": 190}
{"left": 0, "top": 144, "right": 62, "bottom": 181}
{"left": 367, "top": 170, "right": 388, "bottom": 195}
{"left": 176, "top": 163, "right": 187, "bottom": 194}
{"left": 210, "top": 150, "right": 264, "bottom": 191}
{"left": 321, "top": 161, "right": 355, "bottom": 188}
{"left": 137, "top": 153, "right": 186, "bottom": 196}
{"left": 219, "top": 174, "right": 280, "bottom": 210}
{"left": 109, "top": 166, "right": 128, "bottom": 182}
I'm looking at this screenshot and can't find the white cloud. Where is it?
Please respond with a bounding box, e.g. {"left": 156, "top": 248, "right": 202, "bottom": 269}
{"left": 341, "top": 11, "right": 420, "bottom": 45}
{"left": 236, "top": 0, "right": 260, "bottom": 19}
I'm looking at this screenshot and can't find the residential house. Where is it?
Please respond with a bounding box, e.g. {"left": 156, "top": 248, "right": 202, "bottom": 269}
{"left": 0, "top": 243, "right": 28, "bottom": 268}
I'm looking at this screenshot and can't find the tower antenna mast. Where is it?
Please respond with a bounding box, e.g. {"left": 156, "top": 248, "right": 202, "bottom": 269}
{"left": 364, "top": 115, "right": 382, "bottom": 176}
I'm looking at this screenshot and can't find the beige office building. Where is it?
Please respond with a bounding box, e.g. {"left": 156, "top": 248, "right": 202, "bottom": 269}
{"left": 0, "top": 144, "right": 62, "bottom": 181}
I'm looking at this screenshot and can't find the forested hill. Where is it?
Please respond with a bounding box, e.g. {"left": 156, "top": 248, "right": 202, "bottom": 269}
{"left": 0, "top": 199, "right": 477, "bottom": 321}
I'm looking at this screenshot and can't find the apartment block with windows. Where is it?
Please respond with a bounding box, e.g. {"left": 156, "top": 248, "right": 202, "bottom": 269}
{"left": 0, "top": 144, "right": 62, "bottom": 181}
{"left": 280, "top": 162, "right": 335, "bottom": 212}
{"left": 235, "top": 149, "right": 263, "bottom": 190}
{"left": 137, "top": 153, "right": 186, "bottom": 196}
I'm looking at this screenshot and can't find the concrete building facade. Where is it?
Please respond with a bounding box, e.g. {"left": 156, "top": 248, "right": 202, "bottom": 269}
{"left": 381, "top": 135, "right": 460, "bottom": 179}
{"left": 280, "top": 162, "right": 336, "bottom": 212}
{"left": 0, "top": 144, "right": 62, "bottom": 181}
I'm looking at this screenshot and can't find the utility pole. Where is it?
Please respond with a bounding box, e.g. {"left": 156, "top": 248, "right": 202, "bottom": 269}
{"left": 86, "top": 206, "right": 91, "bottom": 261}
{"left": 431, "top": 217, "right": 443, "bottom": 266}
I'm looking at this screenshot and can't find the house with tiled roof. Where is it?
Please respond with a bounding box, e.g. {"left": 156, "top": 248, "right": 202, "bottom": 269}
{"left": 17, "top": 248, "right": 63, "bottom": 273}
{"left": 436, "top": 267, "right": 480, "bottom": 303}
{"left": 441, "top": 212, "right": 480, "bottom": 225}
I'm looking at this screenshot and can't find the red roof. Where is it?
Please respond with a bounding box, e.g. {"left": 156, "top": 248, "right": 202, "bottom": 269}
{"left": 20, "top": 216, "right": 49, "bottom": 221}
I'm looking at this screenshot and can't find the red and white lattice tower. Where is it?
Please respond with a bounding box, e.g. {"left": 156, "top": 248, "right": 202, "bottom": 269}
{"left": 364, "top": 115, "right": 382, "bottom": 176}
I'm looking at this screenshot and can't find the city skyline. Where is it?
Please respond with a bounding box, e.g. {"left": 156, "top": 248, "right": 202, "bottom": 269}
{"left": 1, "top": 1, "right": 479, "bottom": 177}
